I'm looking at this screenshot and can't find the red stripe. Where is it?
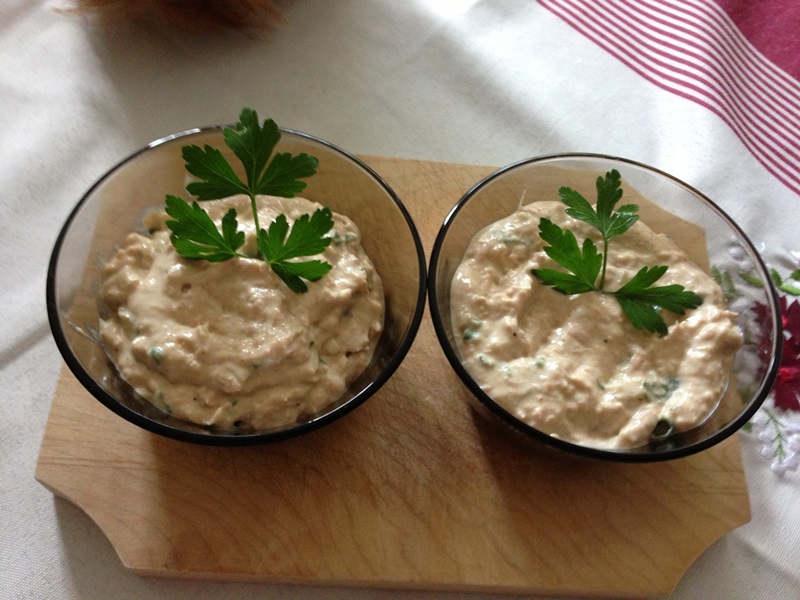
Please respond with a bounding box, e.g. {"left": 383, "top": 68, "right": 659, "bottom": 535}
{"left": 608, "top": 0, "right": 800, "bottom": 164}
{"left": 633, "top": 0, "right": 800, "bottom": 117}
{"left": 714, "top": 0, "right": 800, "bottom": 80}
{"left": 537, "top": 0, "right": 800, "bottom": 196}
{"left": 542, "top": 0, "right": 800, "bottom": 188}
{"left": 653, "top": 0, "right": 800, "bottom": 111}
{"left": 614, "top": 0, "right": 798, "bottom": 132}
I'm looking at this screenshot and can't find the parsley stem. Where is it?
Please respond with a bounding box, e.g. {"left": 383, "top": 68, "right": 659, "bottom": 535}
{"left": 599, "top": 236, "right": 609, "bottom": 290}
{"left": 250, "top": 193, "right": 261, "bottom": 255}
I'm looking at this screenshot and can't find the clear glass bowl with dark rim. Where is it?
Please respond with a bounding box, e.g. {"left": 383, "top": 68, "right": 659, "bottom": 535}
{"left": 47, "top": 125, "right": 427, "bottom": 445}
{"left": 428, "top": 153, "right": 782, "bottom": 462}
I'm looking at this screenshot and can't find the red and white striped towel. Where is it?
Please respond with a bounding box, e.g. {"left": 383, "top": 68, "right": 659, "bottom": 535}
{"left": 538, "top": 0, "right": 800, "bottom": 197}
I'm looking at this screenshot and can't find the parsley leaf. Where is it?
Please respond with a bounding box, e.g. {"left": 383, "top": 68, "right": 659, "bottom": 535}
{"left": 183, "top": 144, "right": 250, "bottom": 201}
{"left": 165, "top": 195, "right": 245, "bottom": 262}
{"left": 530, "top": 170, "right": 704, "bottom": 335}
{"left": 258, "top": 152, "right": 320, "bottom": 197}
{"left": 611, "top": 266, "right": 704, "bottom": 335}
{"left": 223, "top": 106, "right": 280, "bottom": 191}
{"left": 559, "top": 170, "right": 639, "bottom": 240}
{"left": 164, "top": 108, "right": 332, "bottom": 292}
{"left": 220, "top": 107, "right": 319, "bottom": 197}
{"left": 532, "top": 217, "right": 601, "bottom": 294}
{"left": 256, "top": 208, "right": 334, "bottom": 293}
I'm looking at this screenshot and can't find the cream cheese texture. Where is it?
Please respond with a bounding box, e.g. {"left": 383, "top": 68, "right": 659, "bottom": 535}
{"left": 451, "top": 201, "right": 742, "bottom": 449}
{"left": 99, "top": 195, "right": 384, "bottom": 430}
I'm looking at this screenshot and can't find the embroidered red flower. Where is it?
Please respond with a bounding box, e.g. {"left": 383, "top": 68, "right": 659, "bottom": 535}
{"left": 750, "top": 296, "right": 800, "bottom": 411}
{"left": 774, "top": 297, "right": 800, "bottom": 411}
{"left": 744, "top": 264, "right": 800, "bottom": 475}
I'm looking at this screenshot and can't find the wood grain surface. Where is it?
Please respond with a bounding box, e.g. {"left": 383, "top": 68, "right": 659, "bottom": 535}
{"left": 36, "top": 156, "right": 751, "bottom": 597}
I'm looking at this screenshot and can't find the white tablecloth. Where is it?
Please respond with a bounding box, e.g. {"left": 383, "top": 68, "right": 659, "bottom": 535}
{"left": 2, "top": 1, "right": 798, "bottom": 598}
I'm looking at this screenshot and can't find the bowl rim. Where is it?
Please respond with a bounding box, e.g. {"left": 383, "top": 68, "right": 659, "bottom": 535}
{"left": 46, "top": 124, "right": 428, "bottom": 446}
{"left": 428, "top": 151, "right": 783, "bottom": 462}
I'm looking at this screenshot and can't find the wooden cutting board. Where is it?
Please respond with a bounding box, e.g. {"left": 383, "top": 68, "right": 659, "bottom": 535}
{"left": 36, "top": 156, "right": 751, "bottom": 598}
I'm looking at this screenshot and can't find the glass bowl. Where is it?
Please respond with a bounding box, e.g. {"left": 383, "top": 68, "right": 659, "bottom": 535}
{"left": 429, "top": 153, "right": 781, "bottom": 462}
{"left": 47, "top": 125, "right": 426, "bottom": 445}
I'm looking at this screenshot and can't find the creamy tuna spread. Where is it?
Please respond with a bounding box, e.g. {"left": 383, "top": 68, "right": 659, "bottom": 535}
{"left": 99, "top": 195, "right": 384, "bottom": 431}
{"left": 451, "top": 200, "right": 742, "bottom": 449}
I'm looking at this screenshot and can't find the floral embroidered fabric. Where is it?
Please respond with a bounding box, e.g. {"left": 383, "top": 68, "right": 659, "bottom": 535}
{"left": 746, "top": 269, "right": 800, "bottom": 475}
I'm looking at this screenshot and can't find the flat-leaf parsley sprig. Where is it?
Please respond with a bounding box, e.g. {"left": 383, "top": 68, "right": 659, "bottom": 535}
{"left": 531, "top": 170, "right": 703, "bottom": 335}
{"left": 164, "top": 107, "right": 333, "bottom": 293}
